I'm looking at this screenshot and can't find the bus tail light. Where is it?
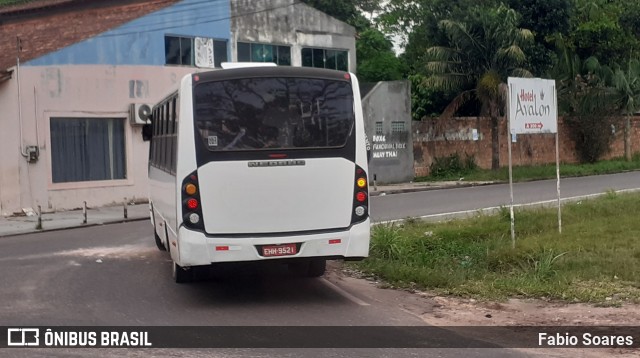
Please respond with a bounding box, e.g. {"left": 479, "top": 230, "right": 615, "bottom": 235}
{"left": 182, "top": 170, "right": 204, "bottom": 231}
{"left": 185, "top": 183, "right": 197, "bottom": 195}
{"left": 186, "top": 198, "right": 199, "bottom": 210}
{"left": 351, "top": 165, "right": 369, "bottom": 224}
{"left": 188, "top": 213, "right": 200, "bottom": 224}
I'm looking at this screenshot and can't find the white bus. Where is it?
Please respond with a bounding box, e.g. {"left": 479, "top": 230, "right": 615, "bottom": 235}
{"left": 144, "top": 66, "right": 370, "bottom": 283}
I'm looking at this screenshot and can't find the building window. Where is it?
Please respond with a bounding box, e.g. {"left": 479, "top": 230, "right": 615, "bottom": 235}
{"left": 391, "top": 121, "right": 406, "bottom": 133}
{"left": 165, "top": 35, "right": 227, "bottom": 68}
{"left": 237, "top": 42, "right": 291, "bottom": 65}
{"left": 50, "top": 118, "right": 126, "bottom": 183}
{"left": 375, "top": 122, "right": 383, "bottom": 135}
{"left": 301, "top": 47, "right": 348, "bottom": 71}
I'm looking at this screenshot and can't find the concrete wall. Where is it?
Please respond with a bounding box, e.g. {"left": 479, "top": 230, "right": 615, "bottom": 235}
{"left": 362, "top": 81, "right": 413, "bottom": 184}
{"left": 413, "top": 117, "right": 640, "bottom": 176}
{"left": 0, "top": 65, "right": 194, "bottom": 215}
{"left": 230, "top": 0, "right": 357, "bottom": 73}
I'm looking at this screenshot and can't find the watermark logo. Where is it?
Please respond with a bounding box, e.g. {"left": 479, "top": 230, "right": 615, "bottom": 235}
{"left": 7, "top": 328, "right": 39, "bottom": 346}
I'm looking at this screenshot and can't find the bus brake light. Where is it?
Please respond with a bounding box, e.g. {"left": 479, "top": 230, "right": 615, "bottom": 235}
{"left": 356, "top": 192, "right": 367, "bottom": 202}
{"left": 187, "top": 198, "right": 199, "bottom": 210}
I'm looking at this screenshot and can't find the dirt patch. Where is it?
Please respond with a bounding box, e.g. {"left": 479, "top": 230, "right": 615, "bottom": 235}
{"left": 329, "top": 262, "right": 639, "bottom": 357}
{"left": 420, "top": 296, "right": 640, "bottom": 357}
{"left": 422, "top": 295, "right": 640, "bottom": 327}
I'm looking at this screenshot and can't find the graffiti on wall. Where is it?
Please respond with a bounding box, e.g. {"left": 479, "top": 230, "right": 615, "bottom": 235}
{"left": 372, "top": 135, "right": 407, "bottom": 159}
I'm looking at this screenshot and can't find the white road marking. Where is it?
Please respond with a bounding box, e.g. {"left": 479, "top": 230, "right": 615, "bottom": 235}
{"left": 320, "top": 278, "right": 370, "bottom": 306}
{"left": 374, "top": 187, "right": 640, "bottom": 225}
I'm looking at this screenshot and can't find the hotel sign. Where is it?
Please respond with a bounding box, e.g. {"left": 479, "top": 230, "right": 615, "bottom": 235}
{"left": 508, "top": 77, "right": 558, "bottom": 134}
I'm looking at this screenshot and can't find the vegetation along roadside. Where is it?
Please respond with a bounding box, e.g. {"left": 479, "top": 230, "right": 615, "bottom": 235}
{"left": 352, "top": 191, "right": 640, "bottom": 305}
{"left": 417, "top": 153, "right": 640, "bottom": 183}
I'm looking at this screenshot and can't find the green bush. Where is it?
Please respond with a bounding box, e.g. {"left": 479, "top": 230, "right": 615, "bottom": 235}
{"left": 429, "top": 153, "right": 477, "bottom": 178}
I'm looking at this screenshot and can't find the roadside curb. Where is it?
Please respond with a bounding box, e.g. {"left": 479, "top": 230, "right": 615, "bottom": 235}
{"left": 0, "top": 217, "right": 149, "bottom": 239}
{"left": 370, "top": 181, "right": 501, "bottom": 196}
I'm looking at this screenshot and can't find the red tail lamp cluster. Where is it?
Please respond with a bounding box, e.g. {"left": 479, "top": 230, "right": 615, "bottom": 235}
{"left": 351, "top": 165, "right": 369, "bottom": 224}
{"left": 182, "top": 171, "right": 204, "bottom": 230}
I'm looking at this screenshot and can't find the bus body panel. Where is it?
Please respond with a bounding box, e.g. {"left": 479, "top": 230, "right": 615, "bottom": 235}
{"left": 149, "top": 68, "right": 370, "bottom": 270}
{"left": 149, "top": 167, "right": 177, "bottom": 247}
{"left": 349, "top": 74, "right": 368, "bottom": 168}
{"left": 176, "top": 219, "right": 370, "bottom": 266}
{"left": 197, "top": 158, "right": 354, "bottom": 234}
{"left": 174, "top": 74, "right": 197, "bottom": 233}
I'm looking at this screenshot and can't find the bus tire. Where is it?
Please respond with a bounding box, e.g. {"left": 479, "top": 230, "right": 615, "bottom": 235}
{"left": 307, "top": 259, "right": 326, "bottom": 277}
{"left": 154, "top": 229, "right": 166, "bottom": 251}
{"left": 172, "top": 262, "right": 194, "bottom": 283}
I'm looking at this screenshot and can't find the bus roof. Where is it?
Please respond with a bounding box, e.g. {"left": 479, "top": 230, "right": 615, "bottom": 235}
{"left": 193, "top": 66, "right": 352, "bottom": 83}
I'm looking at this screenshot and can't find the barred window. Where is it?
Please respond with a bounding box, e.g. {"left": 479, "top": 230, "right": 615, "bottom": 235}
{"left": 375, "top": 122, "right": 383, "bottom": 135}
{"left": 391, "top": 121, "right": 406, "bottom": 133}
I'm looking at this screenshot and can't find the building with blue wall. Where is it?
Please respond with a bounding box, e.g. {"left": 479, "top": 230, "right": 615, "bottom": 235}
{"left": 25, "top": 0, "right": 231, "bottom": 67}
{"left": 0, "top": 0, "right": 357, "bottom": 214}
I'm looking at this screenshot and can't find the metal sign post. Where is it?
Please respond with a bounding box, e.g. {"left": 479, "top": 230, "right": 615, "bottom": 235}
{"left": 508, "top": 129, "right": 516, "bottom": 248}
{"left": 507, "top": 77, "right": 560, "bottom": 246}
{"left": 554, "top": 85, "right": 561, "bottom": 234}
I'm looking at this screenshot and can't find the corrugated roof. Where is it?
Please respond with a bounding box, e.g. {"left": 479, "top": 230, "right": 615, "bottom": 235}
{"left": 0, "top": 0, "right": 78, "bottom": 15}
{"left": 0, "top": 0, "right": 177, "bottom": 71}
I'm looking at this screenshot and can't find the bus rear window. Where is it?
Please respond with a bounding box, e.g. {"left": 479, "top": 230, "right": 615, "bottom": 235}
{"left": 193, "top": 77, "right": 354, "bottom": 151}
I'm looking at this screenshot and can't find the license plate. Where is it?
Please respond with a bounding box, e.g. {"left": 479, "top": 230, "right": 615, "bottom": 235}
{"left": 262, "top": 243, "right": 297, "bottom": 257}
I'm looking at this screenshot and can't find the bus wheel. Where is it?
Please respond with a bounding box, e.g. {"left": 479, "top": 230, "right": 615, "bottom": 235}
{"left": 172, "top": 262, "right": 194, "bottom": 283}
{"left": 307, "top": 259, "right": 326, "bottom": 277}
{"left": 154, "top": 229, "right": 166, "bottom": 251}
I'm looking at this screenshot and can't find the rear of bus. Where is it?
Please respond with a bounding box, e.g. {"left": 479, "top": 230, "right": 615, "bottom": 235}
{"left": 173, "top": 67, "right": 370, "bottom": 279}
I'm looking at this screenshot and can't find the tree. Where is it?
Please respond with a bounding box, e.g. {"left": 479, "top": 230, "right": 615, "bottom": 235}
{"left": 613, "top": 59, "right": 640, "bottom": 160}
{"left": 424, "top": 4, "right": 533, "bottom": 170}
{"left": 507, "top": 0, "right": 572, "bottom": 76}
{"left": 356, "top": 28, "right": 405, "bottom": 82}
{"left": 409, "top": 73, "right": 458, "bottom": 120}
{"left": 378, "top": 0, "right": 497, "bottom": 71}
{"left": 570, "top": 0, "right": 640, "bottom": 67}
{"left": 550, "top": 42, "right": 617, "bottom": 163}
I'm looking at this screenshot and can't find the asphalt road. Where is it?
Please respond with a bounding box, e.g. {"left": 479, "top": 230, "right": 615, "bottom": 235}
{"left": 370, "top": 171, "right": 640, "bottom": 222}
{"left": 4, "top": 173, "right": 639, "bottom": 357}
{"left": 0, "top": 222, "right": 528, "bottom": 357}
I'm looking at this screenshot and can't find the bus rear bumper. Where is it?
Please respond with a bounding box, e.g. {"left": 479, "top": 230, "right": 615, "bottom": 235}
{"left": 175, "top": 220, "right": 370, "bottom": 267}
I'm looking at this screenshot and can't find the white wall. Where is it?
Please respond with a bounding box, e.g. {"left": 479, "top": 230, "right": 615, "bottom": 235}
{"left": 0, "top": 65, "right": 195, "bottom": 215}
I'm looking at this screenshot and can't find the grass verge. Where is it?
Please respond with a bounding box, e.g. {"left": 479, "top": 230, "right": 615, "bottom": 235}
{"left": 416, "top": 155, "right": 640, "bottom": 182}
{"left": 353, "top": 192, "right": 640, "bottom": 304}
